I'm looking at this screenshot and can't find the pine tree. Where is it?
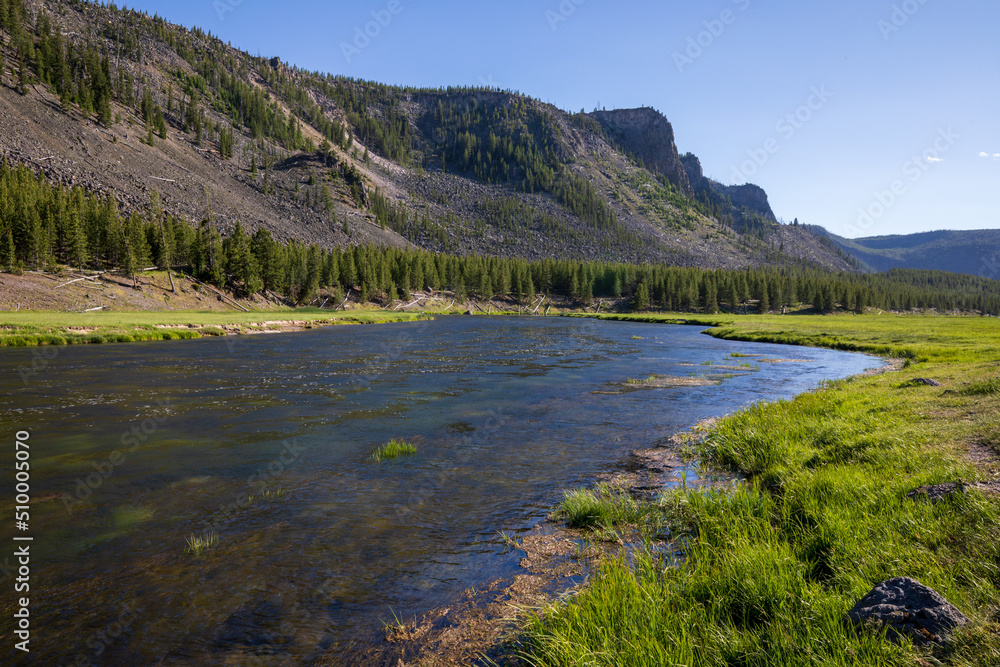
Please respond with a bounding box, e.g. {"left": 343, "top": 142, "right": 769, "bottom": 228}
{"left": 1, "top": 228, "right": 14, "bottom": 272}
{"left": 224, "top": 221, "right": 261, "bottom": 296}
{"left": 855, "top": 288, "right": 868, "bottom": 315}
{"left": 64, "top": 203, "right": 87, "bottom": 268}
{"left": 95, "top": 56, "right": 112, "bottom": 125}
{"left": 705, "top": 280, "right": 719, "bottom": 314}
{"left": 632, "top": 282, "right": 650, "bottom": 312}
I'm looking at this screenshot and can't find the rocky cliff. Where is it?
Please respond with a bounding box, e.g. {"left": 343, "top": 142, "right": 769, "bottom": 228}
{"left": 681, "top": 153, "right": 777, "bottom": 224}
{"left": 590, "top": 108, "right": 692, "bottom": 195}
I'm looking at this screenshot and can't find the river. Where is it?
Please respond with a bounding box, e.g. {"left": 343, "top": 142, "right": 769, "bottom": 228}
{"left": 0, "top": 316, "right": 880, "bottom": 665}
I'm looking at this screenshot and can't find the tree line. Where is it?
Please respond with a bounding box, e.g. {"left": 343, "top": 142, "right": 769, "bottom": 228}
{"left": 2, "top": 160, "right": 999, "bottom": 315}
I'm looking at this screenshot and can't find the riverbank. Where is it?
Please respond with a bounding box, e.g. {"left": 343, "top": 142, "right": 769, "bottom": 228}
{"left": 514, "top": 313, "right": 1000, "bottom": 666}
{"left": 0, "top": 309, "right": 432, "bottom": 345}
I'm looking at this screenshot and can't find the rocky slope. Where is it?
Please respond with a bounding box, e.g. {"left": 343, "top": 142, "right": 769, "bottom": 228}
{"left": 0, "top": 0, "right": 857, "bottom": 273}
{"left": 590, "top": 108, "right": 692, "bottom": 195}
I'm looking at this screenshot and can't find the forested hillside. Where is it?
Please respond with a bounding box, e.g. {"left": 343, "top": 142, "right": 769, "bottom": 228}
{"left": 0, "top": 0, "right": 856, "bottom": 273}
{"left": 3, "top": 161, "right": 999, "bottom": 315}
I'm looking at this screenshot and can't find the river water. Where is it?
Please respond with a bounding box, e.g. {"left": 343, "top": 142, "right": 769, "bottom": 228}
{"left": 0, "top": 316, "right": 880, "bottom": 665}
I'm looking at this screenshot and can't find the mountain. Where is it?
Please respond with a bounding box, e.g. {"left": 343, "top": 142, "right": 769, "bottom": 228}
{"left": 0, "top": 0, "right": 856, "bottom": 273}
{"left": 816, "top": 228, "right": 1000, "bottom": 278}
{"left": 680, "top": 153, "right": 777, "bottom": 226}
{"left": 589, "top": 107, "right": 693, "bottom": 195}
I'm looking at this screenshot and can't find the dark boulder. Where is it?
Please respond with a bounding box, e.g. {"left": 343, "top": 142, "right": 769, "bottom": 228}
{"left": 906, "top": 483, "right": 965, "bottom": 504}
{"left": 848, "top": 577, "right": 970, "bottom": 645}
{"left": 901, "top": 378, "right": 943, "bottom": 388}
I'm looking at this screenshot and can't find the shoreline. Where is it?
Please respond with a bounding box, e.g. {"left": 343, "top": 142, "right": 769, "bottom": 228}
{"left": 371, "top": 343, "right": 903, "bottom": 665}
{"left": 509, "top": 314, "right": 1000, "bottom": 665}
{"left": 0, "top": 310, "right": 434, "bottom": 346}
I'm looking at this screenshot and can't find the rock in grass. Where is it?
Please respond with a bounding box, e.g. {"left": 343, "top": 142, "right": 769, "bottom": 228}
{"left": 906, "top": 483, "right": 965, "bottom": 504}
{"left": 848, "top": 577, "right": 970, "bottom": 645}
{"left": 901, "top": 378, "right": 943, "bottom": 388}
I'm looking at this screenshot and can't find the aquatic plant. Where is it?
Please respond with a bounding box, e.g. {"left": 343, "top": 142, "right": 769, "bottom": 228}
{"left": 261, "top": 487, "right": 285, "bottom": 502}
{"left": 370, "top": 439, "right": 418, "bottom": 462}
{"left": 185, "top": 531, "right": 219, "bottom": 556}
{"left": 498, "top": 530, "right": 523, "bottom": 551}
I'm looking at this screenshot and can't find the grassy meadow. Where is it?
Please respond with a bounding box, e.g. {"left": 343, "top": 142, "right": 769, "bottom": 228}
{"left": 524, "top": 313, "right": 1000, "bottom": 666}
{"left": 0, "top": 309, "right": 431, "bottom": 345}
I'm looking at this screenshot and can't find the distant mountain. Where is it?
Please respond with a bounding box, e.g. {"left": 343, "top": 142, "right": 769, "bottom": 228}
{"left": 815, "top": 228, "right": 1000, "bottom": 278}
{"left": 0, "top": 0, "right": 858, "bottom": 272}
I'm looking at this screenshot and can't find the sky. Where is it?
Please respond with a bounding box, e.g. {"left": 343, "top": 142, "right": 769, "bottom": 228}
{"left": 120, "top": 0, "right": 999, "bottom": 239}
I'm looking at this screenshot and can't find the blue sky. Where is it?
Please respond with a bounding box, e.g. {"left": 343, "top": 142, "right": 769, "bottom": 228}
{"left": 123, "top": 0, "right": 998, "bottom": 239}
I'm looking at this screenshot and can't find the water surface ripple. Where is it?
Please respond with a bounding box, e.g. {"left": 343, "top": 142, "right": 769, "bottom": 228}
{"left": 0, "top": 317, "right": 879, "bottom": 664}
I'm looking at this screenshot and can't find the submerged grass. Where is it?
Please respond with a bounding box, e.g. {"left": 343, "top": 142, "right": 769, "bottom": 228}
{"left": 524, "top": 313, "right": 1000, "bottom": 666}
{"left": 370, "top": 439, "right": 418, "bottom": 462}
{"left": 185, "top": 531, "right": 219, "bottom": 556}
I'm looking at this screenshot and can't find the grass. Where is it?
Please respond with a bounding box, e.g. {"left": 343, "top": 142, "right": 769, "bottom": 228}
{"left": 370, "top": 439, "right": 418, "bottom": 462}
{"left": 185, "top": 531, "right": 219, "bottom": 556}
{"left": 499, "top": 530, "right": 523, "bottom": 551}
{"left": 523, "top": 312, "right": 1000, "bottom": 666}
{"left": 0, "top": 310, "right": 431, "bottom": 346}
{"left": 557, "top": 484, "right": 645, "bottom": 531}
{"left": 961, "top": 377, "right": 1000, "bottom": 396}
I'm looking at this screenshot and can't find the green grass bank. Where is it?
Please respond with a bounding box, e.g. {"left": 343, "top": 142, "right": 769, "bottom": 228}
{"left": 524, "top": 313, "right": 1000, "bottom": 666}
{"left": 0, "top": 309, "right": 431, "bottom": 346}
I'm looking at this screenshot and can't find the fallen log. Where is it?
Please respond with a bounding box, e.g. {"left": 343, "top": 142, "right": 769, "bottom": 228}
{"left": 395, "top": 296, "right": 426, "bottom": 311}
{"left": 338, "top": 289, "right": 352, "bottom": 311}
{"left": 55, "top": 277, "right": 95, "bottom": 289}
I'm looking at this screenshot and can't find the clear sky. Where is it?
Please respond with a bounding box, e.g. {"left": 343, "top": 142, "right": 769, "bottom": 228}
{"left": 121, "top": 0, "right": 998, "bottom": 239}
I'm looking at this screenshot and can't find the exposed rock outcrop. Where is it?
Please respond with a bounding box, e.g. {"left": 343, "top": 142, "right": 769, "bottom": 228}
{"left": 901, "top": 378, "right": 943, "bottom": 388}
{"left": 590, "top": 108, "right": 692, "bottom": 195}
{"left": 848, "top": 577, "right": 970, "bottom": 645}
{"left": 681, "top": 153, "right": 777, "bottom": 223}
{"left": 906, "top": 483, "right": 965, "bottom": 503}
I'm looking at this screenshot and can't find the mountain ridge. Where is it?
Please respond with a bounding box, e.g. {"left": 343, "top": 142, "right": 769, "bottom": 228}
{"left": 0, "top": 0, "right": 856, "bottom": 273}
{"left": 815, "top": 227, "right": 1000, "bottom": 278}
